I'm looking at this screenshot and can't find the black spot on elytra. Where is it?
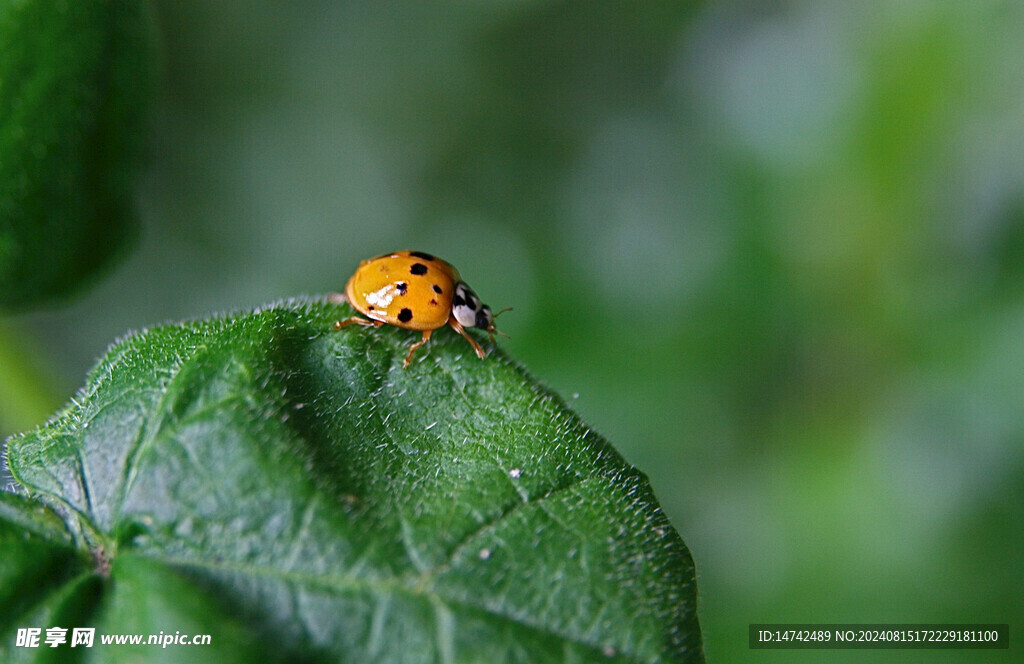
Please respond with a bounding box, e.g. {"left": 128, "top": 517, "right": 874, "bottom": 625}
{"left": 396, "top": 282, "right": 408, "bottom": 294}
{"left": 398, "top": 308, "right": 413, "bottom": 323}
{"left": 429, "top": 299, "right": 438, "bottom": 306}
{"left": 409, "top": 251, "right": 435, "bottom": 261}
{"left": 432, "top": 284, "right": 443, "bottom": 294}
{"left": 368, "top": 305, "right": 375, "bottom": 310}
{"left": 410, "top": 263, "right": 428, "bottom": 275}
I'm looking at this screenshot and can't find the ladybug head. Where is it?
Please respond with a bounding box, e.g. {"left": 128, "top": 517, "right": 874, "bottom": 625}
{"left": 452, "top": 282, "right": 509, "bottom": 341}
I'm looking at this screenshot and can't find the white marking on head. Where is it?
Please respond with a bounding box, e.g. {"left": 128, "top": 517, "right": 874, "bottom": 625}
{"left": 452, "top": 283, "right": 481, "bottom": 327}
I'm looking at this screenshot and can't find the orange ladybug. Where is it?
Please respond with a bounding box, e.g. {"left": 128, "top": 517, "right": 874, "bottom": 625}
{"left": 333, "top": 251, "right": 506, "bottom": 368}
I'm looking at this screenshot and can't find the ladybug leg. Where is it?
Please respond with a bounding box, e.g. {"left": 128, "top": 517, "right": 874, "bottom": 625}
{"left": 334, "top": 316, "right": 383, "bottom": 330}
{"left": 403, "top": 329, "right": 432, "bottom": 368}
{"left": 448, "top": 318, "right": 486, "bottom": 360}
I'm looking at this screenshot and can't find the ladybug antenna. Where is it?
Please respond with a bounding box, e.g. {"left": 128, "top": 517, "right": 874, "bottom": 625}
{"left": 491, "top": 306, "right": 512, "bottom": 340}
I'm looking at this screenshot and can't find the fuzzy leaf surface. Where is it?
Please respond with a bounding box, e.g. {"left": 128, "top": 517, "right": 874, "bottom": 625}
{"left": 5, "top": 299, "right": 703, "bottom": 663}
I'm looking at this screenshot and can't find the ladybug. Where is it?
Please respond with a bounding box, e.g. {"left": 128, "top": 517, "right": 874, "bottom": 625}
{"left": 332, "top": 250, "right": 507, "bottom": 368}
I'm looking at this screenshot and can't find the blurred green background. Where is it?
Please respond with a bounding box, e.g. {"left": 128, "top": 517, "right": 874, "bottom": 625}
{"left": 2, "top": 1, "right": 1022, "bottom": 661}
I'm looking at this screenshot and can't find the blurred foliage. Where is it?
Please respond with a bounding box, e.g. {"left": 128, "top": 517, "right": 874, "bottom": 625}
{"left": 1, "top": 0, "right": 1022, "bottom": 661}
{"left": 0, "top": 0, "right": 154, "bottom": 308}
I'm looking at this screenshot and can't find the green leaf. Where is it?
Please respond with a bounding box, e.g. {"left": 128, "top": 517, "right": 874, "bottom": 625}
{"left": 0, "top": 0, "right": 154, "bottom": 308}
{"left": 5, "top": 298, "right": 703, "bottom": 663}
